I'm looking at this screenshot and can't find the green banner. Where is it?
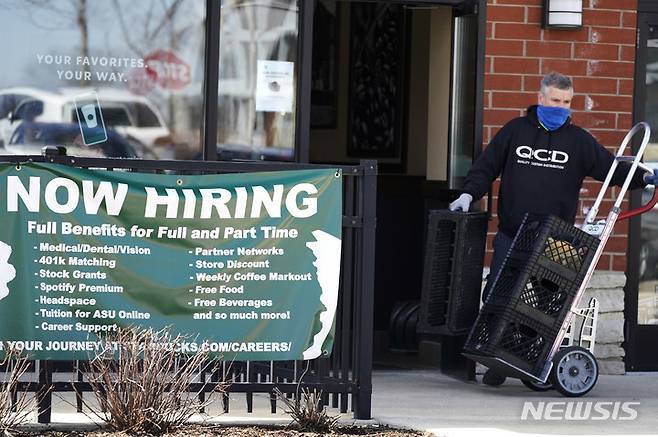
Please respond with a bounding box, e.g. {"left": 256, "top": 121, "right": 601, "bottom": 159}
{"left": 0, "top": 162, "right": 342, "bottom": 360}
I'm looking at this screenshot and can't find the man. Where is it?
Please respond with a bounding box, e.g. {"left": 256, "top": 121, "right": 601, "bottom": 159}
{"left": 449, "top": 72, "right": 658, "bottom": 386}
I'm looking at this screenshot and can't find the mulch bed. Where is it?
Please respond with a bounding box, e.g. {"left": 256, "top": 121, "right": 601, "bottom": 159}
{"left": 15, "top": 425, "right": 431, "bottom": 437}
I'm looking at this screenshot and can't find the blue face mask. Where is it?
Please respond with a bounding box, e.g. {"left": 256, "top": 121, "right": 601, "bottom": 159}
{"left": 536, "top": 105, "right": 570, "bottom": 131}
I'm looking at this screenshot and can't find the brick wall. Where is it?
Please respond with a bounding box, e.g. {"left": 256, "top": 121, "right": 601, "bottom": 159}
{"left": 483, "top": 0, "right": 638, "bottom": 271}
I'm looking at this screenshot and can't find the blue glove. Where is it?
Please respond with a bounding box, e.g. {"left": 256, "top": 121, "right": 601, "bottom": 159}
{"left": 644, "top": 169, "right": 658, "bottom": 186}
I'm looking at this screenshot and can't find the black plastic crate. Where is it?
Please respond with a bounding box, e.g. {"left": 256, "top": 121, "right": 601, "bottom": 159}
{"left": 485, "top": 257, "right": 582, "bottom": 328}
{"left": 485, "top": 256, "right": 529, "bottom": 304}
{"left": 418, "top": 210, "right": 488, "bottom": 335}
{"left": 482, "top": 213, "right": 599, "bottom": 330}
{"left": 463, "top": 214, "right": 599, "bottom": 377}
{"left": 463, "top": 304, "right": 559, "bottom": 377}
{"left": 508, "top": 214, "right": 600, "bottom": 282}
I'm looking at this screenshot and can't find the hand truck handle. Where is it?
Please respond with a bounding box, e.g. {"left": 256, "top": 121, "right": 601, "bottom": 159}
{"left": 618, "top": 184, "right": 658, "bottom": 221}
{"left": 584, "top": 122, "right": 651, "bottom": 225}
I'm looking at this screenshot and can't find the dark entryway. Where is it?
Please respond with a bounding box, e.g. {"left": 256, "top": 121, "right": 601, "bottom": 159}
{"left": 308, "top": 0, "right": 484, "bottom": 370}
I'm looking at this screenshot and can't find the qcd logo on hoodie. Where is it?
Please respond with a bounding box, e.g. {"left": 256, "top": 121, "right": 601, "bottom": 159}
{"left": 516, "top": 145, "right": 569, "bottom": 169}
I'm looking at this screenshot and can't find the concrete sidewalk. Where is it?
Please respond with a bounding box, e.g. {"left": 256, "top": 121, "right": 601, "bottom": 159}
{"left": 371, "top": 370, "right": 658, "bottom": 436}
{"left": 15, "top": 369, "right": 658, "bottom": 436}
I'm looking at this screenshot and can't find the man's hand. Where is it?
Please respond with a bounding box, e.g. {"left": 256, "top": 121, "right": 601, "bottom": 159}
{"left": 644, "top": 169, "right": 658, "bottom": 186}
{"left": 449, "top": 193, "right": 473, "bottom": 212}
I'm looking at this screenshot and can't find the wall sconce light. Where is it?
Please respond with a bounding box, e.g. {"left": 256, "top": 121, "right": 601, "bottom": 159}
{"left": 542, "top": 0, "right": 583, "bottom": 29}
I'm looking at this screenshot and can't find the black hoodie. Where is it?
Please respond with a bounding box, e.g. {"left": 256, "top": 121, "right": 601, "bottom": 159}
{"left": 462, "top": 105, "right": 646, "bottom": 237}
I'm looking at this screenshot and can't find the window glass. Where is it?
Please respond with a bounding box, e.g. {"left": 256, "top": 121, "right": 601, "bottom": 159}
{"left": 218, "top": 0, "right": 298, "bottom": 161}
{"left": 0, "top": 1, "right": 206, "bottom": 160}
{"left": 638, "top": 26, "right": 658, "bottom": 325}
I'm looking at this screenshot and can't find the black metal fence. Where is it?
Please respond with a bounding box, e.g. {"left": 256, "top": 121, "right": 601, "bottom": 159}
{"left": 0, "top": 149, "right": 377, "bottom": 422}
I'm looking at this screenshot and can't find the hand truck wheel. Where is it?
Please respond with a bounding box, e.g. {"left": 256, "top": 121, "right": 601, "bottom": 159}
{"left": 550, "top": 346, "right": 599, "bottom": 397}
{"left": 521, "top": 378, "right": 553, "bottom": 392}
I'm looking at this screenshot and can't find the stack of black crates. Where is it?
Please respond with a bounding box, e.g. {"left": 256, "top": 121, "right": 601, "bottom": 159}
{"left": 463, "top": 213, "right": 600, "bottom": 379}
{"left": 418, "top": 210, "right": 488, "bottom": 336}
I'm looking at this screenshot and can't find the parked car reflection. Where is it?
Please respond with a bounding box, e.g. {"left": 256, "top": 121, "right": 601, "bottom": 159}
{"left": 0, "top": 87, "right": 173, "bottom": 158}
{"left": 3, "top": 121, "right": 145, "bottom": 158}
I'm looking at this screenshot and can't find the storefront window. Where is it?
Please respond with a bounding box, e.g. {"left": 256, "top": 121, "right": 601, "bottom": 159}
{"left": 218, "top": 0, "right": 298, "bottom": 161}
{"left": 0, "top": 0, "right": 206, "bottom": 160}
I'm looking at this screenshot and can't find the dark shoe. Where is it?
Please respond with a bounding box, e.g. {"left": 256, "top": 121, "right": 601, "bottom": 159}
{"left": 482, "top": 368, "right": 507, "bottom": 386}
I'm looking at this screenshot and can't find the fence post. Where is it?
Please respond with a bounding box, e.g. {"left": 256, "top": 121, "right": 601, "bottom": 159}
{"left": 37, "top": 360, "right": 52, "bottom": 423}
{"left": 355, "top": 160, "right": 377, "bottom": 420}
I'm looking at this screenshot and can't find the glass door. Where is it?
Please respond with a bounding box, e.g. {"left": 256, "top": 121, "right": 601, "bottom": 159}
{"left": 627, "top": 11, "right": 658, "bottom": 371}
{"left": 217, "top": 0, "right": 300, "bottom": 161}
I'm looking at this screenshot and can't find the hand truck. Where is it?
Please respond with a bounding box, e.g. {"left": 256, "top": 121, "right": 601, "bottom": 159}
{"left": 470, "top": 122, "right": 658, "bottom": 397}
